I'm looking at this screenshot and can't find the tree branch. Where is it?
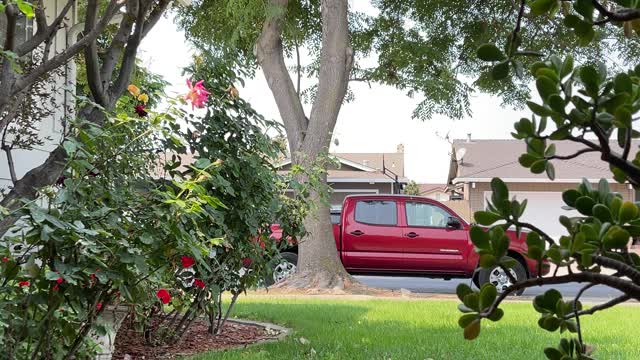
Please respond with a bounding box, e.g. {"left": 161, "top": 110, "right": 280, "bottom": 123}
{"left": 11, "top": 0, "right": 122, "bottom": 98}
{"left": 514, "top": 221, "right": 555, "bottom": 245}
{"left": 304, "top": 0, "right": 353, "bottom": 154}
{"left": 16, "top": 0, "right": 75, "bottom": 57}
{"left": 294, "top": 37, "right": 301, "bottom": 98}
{"left": 566, "top": 135, "right": 601, "bottom": 150}
{"left": 0, "top": 98, "right": 20, "bottom": 185}
{"left": 255, "top": 0, "right": 307, "bottom": 152}
{"left": 83, "top": 0, "right": 108, "bottom": 106}
{"left": 32, "top": 0, "right": 49, "bottom": 34}
{"left": 141, "top": 0, "right": 172, "bottom": 40}
{"left": 592, "top": 254, "right": 640, "bottom": 284}
{"left": 623, "top": 126, "right": 632, "bottom": 160}
{"left": 1, "top": 145, "right": 17, "bottom": 184}
{"left": 3, "top": 4, "right": 18, "bottom": 52}
{"left": 109, "top": 0, "right": 148, "bottom": 104}
{"left": 592, "top": 0, "right": 640, "bottom": 25}
{"left": 514, "top": 220, "right": 640, "bottom": 282}
{"left": 99, "top": 5, "right": 136, "bottom": 91}
{"left": 564, "top": 294, "right": 632, "bottom": 319}
{"left": 480, "top": 272, "right": 640, "bottom": 319}
{"left": 572, "top": 283, "right": 596, "bottom": 351}
{"left": 547, "top": 148, "right": 598, "bottom": 160}
{"left": 567, "top": 132, "right": 640, "bottom": 184}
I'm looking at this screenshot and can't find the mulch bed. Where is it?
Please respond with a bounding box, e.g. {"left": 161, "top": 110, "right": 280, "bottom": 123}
{"left": 112, "top": 317, "right": 282, "bottom": 359}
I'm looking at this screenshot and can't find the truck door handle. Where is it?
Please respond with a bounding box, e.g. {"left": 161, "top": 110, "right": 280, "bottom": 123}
{"left": 405, "top": 232, "right": 418, "bottom": 238}
{"left": 350, "top": 230, "right": 364, "bottom": 236}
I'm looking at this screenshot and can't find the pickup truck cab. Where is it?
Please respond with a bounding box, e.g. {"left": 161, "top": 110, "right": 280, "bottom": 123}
{"left": 272, "top": 194, "right": 547, "bottom": 293}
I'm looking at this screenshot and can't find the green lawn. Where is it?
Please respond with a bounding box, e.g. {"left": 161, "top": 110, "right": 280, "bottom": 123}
{"left": 190, "top": 296, "right": 640, "bottom": 360}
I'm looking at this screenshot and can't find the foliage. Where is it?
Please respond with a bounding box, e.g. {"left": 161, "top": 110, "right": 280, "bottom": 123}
{"left": 457, "top": 1, "right": 640, "bottom": 358}
{"left": 0, "top": 57, "right": 313, "bottom": 358}
{"left": 143, "top": 55, "right": 316, "bottom": 343}
{"left": 175, "top": 0, "right": 640, "bottom": 121}
{"left": 402, "top": 181, "right": 421, "bottom": 196}
{"left": 0, "top": 110, "right": 177, "bottom": 358}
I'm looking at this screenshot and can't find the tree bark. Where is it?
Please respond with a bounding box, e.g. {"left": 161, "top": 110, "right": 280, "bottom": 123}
{"left": 256, "top": 0, "right": 355, "bottom": 289}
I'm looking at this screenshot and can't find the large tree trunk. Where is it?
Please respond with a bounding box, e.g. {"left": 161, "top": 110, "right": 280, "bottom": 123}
{"left": 256, "top": 0, "right": 356, "bottom": 289}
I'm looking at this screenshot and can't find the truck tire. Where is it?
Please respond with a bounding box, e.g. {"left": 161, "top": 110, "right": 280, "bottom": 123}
{"left": 266, "top": 252, "right": 298, "bottom": 286}
{"left": 478, "top": 256, "right": 527, "bottom": 296}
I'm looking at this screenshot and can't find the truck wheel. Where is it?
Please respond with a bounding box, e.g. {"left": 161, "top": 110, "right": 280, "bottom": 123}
{"left": 268, "top": 252, "right": 298, "bottom": 285}
{"left": 478, "top": 256, "right": 527, "bottom": 295}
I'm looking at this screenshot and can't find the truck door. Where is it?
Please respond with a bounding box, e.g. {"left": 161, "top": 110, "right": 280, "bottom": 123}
{"left": 402, "top": 200, "right": 469, "bottom": 273}
{"left": 341, "top": 199, "right": 405, "bottom": 271}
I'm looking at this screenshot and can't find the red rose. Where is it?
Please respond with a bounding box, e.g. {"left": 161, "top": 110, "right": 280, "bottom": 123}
{"left": 96, "top": 302, "right": 103, "bottom": 312}
{"left": 242, "top": 257, "right": 252, "bottom": 268}
{"left": 18, "top": 281, "right": 30, "bottom": 287}
{"left": 53, "top": 285, "right": 59, "bottom": 291}
{"left": 181, "top": 256, "right": 195, "bottom": 268}
{"left": 56, "top": 277, "right": 64, "bottom": 284}
{"left": 1, "top": 257, "right": 8, "bottom": 263}
{"left": 156, "top": 289, "right": 171, "bottom": 304}
{"left": 134, "top": 104, "right": 148, "bottom": 117}
{"left": 193, "top": 279, "right": 205, "bottom": 289}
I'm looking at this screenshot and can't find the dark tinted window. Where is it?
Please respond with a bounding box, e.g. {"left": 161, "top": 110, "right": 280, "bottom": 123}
{"left": 405, "top": 202, "right": 451, "bottom": 227}
{"left": 355, "top": 200, "right": 397, "bottom": 225}
{"left": 330, "top": 212, "right": 341, "bottom": 224}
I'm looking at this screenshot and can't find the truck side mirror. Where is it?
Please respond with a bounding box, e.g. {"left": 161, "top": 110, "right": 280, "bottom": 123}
{"left": 446, "top": 217, "right": 461, "bottom": 229}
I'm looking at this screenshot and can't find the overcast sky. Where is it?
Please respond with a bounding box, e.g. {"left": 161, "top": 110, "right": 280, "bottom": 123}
{"left": 139, "top": 14, "right": 530, "bottom": 184}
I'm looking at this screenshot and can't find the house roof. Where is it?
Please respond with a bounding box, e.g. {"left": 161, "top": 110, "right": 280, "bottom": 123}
{"left": 277, "top": 155, "right": 379, "bottom": 173}
{"left": 277, "top": 150, "right": 407, "bottom": 184}
{"left": 277, "top": 169, "right": 408, "bottom": 184}
{"left": 449, "top": 139, "right": 635, "bottom": 183}
{"left": 327, "top": 169, "right": 407, "bottom": 183}
{"left": 418, "top": 183, "right": 447, "bottom": 194}
{"left": 334, "top": 152, "right": 404, "bottom": 177}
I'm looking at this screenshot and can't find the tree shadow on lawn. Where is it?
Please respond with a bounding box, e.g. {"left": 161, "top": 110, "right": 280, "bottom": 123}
{"left": 188, "top": 299, "right": 640, "bottom": 360}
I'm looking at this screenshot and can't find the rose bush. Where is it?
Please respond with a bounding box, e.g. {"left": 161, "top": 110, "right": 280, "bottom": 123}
{"left": 141, "top": 55, "right": 318, "bottom": 343}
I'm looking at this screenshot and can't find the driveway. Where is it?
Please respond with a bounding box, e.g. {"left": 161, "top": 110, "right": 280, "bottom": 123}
{"left": 355, "top": 275, "right": 624, "bottom": 302}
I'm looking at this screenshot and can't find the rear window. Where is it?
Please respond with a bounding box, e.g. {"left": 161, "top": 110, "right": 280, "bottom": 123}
{"left": 355, "top": 200, "right": 397, "bottom": 226}
{"left": 330, "top": 212, "right": 341, "bottom": 224}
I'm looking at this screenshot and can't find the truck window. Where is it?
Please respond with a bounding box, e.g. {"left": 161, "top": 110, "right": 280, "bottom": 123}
{"left": 355, "top": 200, "right": 397, "bottom": 225}
{"left": 330, "top": 212, "right": 341, "bottom": 224}
{"left": 405, "top": 202, "right": 451, "bottom": 227}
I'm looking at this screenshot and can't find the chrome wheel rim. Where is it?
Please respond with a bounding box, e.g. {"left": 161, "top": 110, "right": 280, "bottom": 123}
{"left": 273, "top": 261, "right": 296, "bottom": 283}
{"left": 489, "top": 267, "right": 517, "bottom": 293}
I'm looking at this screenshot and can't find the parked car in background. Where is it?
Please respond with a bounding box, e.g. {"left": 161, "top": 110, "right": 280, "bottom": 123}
{"left": 270, "top": 194, "right": 549, "bottom": 293}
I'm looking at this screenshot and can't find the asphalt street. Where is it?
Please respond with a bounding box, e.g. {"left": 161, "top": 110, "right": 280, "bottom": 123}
{"left": 355, "top": 275, "right": 624, "bottom": 302}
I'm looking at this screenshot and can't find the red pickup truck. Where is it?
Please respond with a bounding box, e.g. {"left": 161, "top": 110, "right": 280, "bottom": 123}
{"left": 271, "top": 194, "right": 547, "bottom": 293}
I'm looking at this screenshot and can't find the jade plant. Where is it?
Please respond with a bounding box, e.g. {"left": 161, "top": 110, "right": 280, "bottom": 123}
{"left": 458, "top": 1, "right": 640, "bottom": 358}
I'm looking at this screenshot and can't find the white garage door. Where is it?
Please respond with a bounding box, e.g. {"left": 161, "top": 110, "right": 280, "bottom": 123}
{"left": 484, "top": 191, "right": 578, "bottom": 240}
